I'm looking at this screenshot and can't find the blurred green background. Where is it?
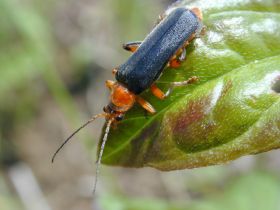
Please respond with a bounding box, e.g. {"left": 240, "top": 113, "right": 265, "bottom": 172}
{"left": 1, "top": 0, "right": 280, "bottom": 210}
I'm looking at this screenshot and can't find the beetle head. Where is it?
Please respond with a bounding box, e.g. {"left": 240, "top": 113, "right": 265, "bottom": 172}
{"left": 105, "top": 80, "right": 136, "bottom": 118}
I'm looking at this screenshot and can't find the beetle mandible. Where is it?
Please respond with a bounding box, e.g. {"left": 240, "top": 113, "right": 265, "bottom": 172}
{"left": 52, "top": 7, "right": 204, "bottom": 193}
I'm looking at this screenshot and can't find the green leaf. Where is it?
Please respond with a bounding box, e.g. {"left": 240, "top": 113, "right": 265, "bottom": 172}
{"left": 100, "top": 0, "right": 280, "bottom": 170}
{"left": 192, "top": 172, "right": 280, "bottom": 210}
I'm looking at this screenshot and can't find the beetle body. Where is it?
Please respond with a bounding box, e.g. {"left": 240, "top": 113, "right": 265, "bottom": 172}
{"left": 116, "top": 8, "right": 201, "bottom": 94}
{"left": 53, "top": 7, "right": 204, "bottom": 194}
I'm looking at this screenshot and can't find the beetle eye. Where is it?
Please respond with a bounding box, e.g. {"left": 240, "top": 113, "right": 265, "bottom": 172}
{"left": 103, "top": 106, "right": 110, "bottom": 113}
{"left": 103, "top": 105, "right": 114, "bottom": 114}
{"left": 115, "top": 115, "right": 124, "bottom": 121}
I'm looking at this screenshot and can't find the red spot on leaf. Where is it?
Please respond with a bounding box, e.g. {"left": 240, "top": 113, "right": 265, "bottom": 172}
{"left": 173, "top": 96, "right": 211, "bottom": 134}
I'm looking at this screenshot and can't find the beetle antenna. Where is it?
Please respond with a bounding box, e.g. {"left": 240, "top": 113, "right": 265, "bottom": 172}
{"left": 93, "top": 118, "right": 113, "bottom": 195}
{"left": 51, "top": 113, "right": 106, "bottom": 163}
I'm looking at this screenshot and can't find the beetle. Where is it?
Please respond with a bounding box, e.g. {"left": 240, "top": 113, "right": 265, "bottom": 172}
{"left": 52, "top": 7, "right": 203, "bottom": 194}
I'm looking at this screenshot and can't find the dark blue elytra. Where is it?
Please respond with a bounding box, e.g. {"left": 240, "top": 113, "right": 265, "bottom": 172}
{"left": 116, "top": 7, "right": 200, "bottom": 94}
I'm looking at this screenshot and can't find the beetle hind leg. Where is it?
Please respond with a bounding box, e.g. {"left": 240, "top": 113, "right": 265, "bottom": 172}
{"left": 150, "top": 76, "right": 198, "bottom": 99}
{"left": 165, "top": 76, "right": 198, "bottom": 97}
{"left": 168, "top": 47, "right": 187, "bottom": 68}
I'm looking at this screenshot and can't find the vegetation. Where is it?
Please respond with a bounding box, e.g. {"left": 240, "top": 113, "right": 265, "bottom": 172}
{"left": 0, "top": 0, "right": 279, "bottom": 209}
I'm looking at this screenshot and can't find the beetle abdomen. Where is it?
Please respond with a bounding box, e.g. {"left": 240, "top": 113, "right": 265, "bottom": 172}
{"left": 116, "top": 7, "right": 200, "bottom": 94}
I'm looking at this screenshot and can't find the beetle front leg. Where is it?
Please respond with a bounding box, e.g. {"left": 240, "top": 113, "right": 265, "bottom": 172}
{"left": 122, "top": 41, "right": 142, "bottom": 53}
{"left": 136, "top": 96, "right": 156, "bottom": 114}
{"left": 164, "top": 76, "right": 198, "bottom": 97}
{"left": 105, "top": 80, "right": 115, "bottom": 89}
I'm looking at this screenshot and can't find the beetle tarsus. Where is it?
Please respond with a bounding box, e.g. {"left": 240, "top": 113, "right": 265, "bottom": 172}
{"left": 122, "top": 41, "right": 142, "bottom": 53}
{"left": 179, "top": 48, "right": 187, "bottom": 62}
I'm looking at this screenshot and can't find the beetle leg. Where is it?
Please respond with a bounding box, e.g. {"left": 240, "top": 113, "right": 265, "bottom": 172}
{"left": 105, "top": 80, "right": 115, "bottom": 89}
{"left": 168, "top": 58, "right": 181, "bottom": 68}
{"left": 112, "top": 68, "right": 118, "bottom": 75}
{"left": 164, "top": 76, "right": 199, "bottom": 97}
{"left": 178, "top": 48, "right": 186, "bottom": 62}
{"left": 150, "top": 83, "right": 165, "bottom": 100}
{"left": 122, "top": 41, "right": 142, "bottom": 53}
{"left": 154, "top": 13, "right": 166, "bottom": 26}
{"left": 168, "top": 47, "right": 187, "bottom": 68}
{"left": 136, "top": 96, "right": 156, "bottom": 114}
